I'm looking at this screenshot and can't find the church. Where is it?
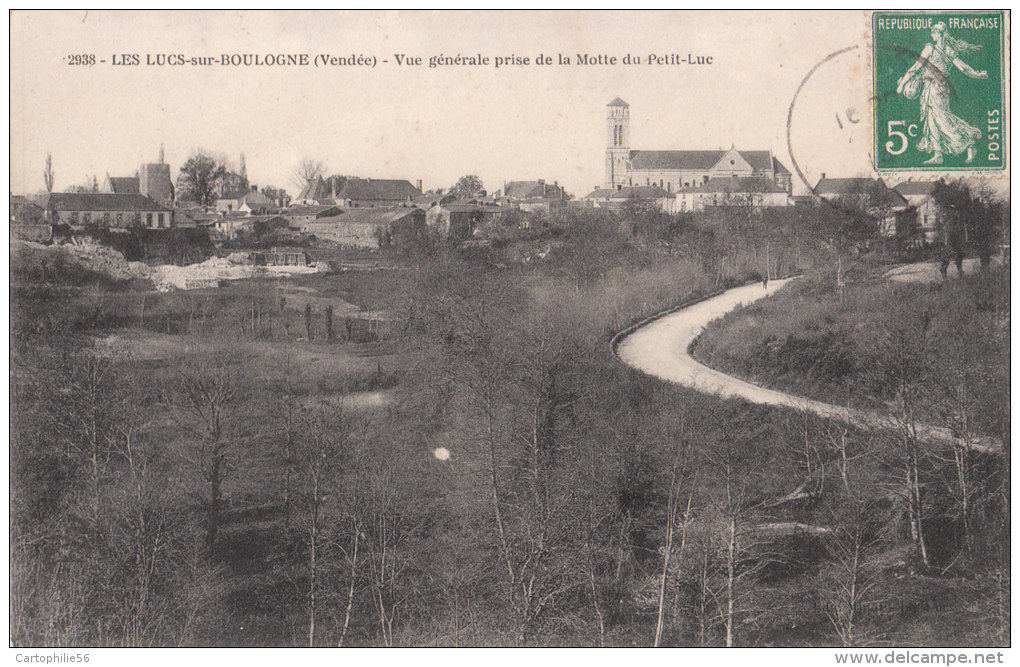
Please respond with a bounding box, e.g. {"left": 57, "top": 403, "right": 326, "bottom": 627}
{"left": 604, "top": 97, "right": 792, "bottom": 195}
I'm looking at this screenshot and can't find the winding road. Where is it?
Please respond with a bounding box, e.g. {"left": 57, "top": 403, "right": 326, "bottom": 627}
{"left": 614, "top": 277, "right": 997, "bottom": 452}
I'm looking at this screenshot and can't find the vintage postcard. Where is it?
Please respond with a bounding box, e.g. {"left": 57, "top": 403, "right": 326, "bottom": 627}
{"left": 8, "top": 10, "right": 1010, "bottom": 658}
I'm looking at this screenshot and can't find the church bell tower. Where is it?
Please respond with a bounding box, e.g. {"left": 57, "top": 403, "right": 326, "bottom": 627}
{"left": 605, "top": 97, "right": 630, "bottom": 189}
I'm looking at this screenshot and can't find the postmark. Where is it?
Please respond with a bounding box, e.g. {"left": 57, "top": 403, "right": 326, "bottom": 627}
{"left": 873, "top": 11, "right": 1006, "bottom": 172}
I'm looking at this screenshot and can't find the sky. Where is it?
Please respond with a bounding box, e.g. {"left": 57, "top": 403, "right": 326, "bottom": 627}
{"left": 9, "top": 10, "right": 984, "bottom": 198}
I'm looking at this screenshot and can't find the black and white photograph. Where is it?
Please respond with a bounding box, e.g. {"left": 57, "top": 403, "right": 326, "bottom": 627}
{"left": 7, "top": 9, "right": 1011, "bottom": 658}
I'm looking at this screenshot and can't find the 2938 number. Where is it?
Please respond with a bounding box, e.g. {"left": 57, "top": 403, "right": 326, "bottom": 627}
{"left": 67, "top": 54, "right": 96, "bottom": 66}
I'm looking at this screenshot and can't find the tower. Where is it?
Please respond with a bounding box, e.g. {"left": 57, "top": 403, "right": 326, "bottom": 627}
{"left": 605, "top": 97, "right": 630, "bottom": 189}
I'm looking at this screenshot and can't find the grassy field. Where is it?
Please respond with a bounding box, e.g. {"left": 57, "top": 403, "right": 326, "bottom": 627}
{"left": 693, "top": 266, "right": 1010, "bottom": 438}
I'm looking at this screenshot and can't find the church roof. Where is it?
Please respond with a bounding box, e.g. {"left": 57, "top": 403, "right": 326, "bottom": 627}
{"left": 628, "top": 149, "right": 791, "bottom": 174}
{"left": 630, "top": 150, "right": 722, "bottom": 170}
{"left": 607, "top": 97, "right": 629, "bottom": 107}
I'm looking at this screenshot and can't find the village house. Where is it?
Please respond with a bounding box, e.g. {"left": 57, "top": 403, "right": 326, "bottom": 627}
{"left": 211, "top": 214, "right": 290, "bottom": 241}
{"left": 425, "top": 201, "right": 501, "bottom": 239}
{"left": 37, "top": 192, "right": 174, "bottom": 229}
{"left": 295, "top": 175, "right": 422, "bottom": 207}
{"left": 583, "top": 185, "right": 676, "bottom": 213}
{"left": 296, "top": 207, "right": 427, "bottom": 249}
{"left": 10, "top": 196, "right": 50, "bottom": 242}
{"left": 414, "top": 192, "right": 457, "bottom": 210}
{"left": 214, "top": 186, "right": 280, "bottom": 216}
{"left": 814, "top": 175, "right": 913, "bottom": 239}
{"left": 675, "top": 176, "right": 791, "bottom": 212}
{"left": 282, "top": 204, "right": 344, "bottom": 224}
{"left": 892, "top": 180, "right": 941, "bottom": 243}
{"left": 173, "top": 204, "right": 219, "bottom": 229}
{"left": 603, "top": 97, "right": 792, "bottom": 194}
{"left": 498, "top": 180, "right": 570, "bottom": 214}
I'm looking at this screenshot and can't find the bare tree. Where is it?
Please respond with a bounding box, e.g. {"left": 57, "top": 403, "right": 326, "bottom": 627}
{"left": 700, "top": 432, "right": 777, "bottom": 647}
{"left": 824, "top": 500, "right": 883, "bottom": 647}
{"left": 292, "top": 158, "right": 325, "bottom": 191}
{"left": 874, "top": 315, "right": 935, "bottom": 570}
{"left": 295, "top": 400, "right": 352, "bottom": 646}
{"left": 654, "top": 433, "right": 695, "bottom": 646}
{"left": 164, "top": 353, "right": 247, "bottom": 549}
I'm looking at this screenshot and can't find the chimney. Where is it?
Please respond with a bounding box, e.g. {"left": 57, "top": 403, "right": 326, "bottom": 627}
{"left": 820, "top": 172, "right": 826, "bottom": 180}
{"left": 415, "top": 179, "right": 423, "bottom": 192}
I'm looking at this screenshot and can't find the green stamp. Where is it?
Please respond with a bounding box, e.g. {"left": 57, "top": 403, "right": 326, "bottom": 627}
{"left": 873, "top": 11, "right": 1006, "bottom": 171}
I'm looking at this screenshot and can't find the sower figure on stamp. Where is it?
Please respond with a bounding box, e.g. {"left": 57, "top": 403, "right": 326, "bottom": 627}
{"left": 896, "top": 22, "right": 988, "bottom": 165}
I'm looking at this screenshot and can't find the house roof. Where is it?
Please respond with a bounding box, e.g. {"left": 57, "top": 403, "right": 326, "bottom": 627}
{"left": 607, "top": 97, "right": 630, "bottom": 108}
{"left": 242, "top": 190, "right": 278, "bottom": 208}
{"left": 414, "top": 193, "right": 456, "bottom": 208}
{"left": 303, "top": 207, "right": 423, "bottom": 228}
{"left": 283, "top": 205, "right": 342, "bottom": 217}
{"left": 443, "top": 203, "right": 501, "bottom": 213}
{"left": 173, "top": 208, "right": 219, "bottom": 225}
{"left": 814, "top": 177, "right": 882, "bottom": 194}
{"left": 814, "top": 177, "right": 909, "bottom": 207}
{"left": 39, "top": 193, "right": 171, "bottom": 212}
{"left": 336, "top": 178, "right": 421, "bottom": 201}
{"left": 678, "top": 177, "right": 787, "bottom": 194}
{"left": 503, "top": 181, "right": 566, "bottom": 200}
{"left": 628, "top": 149, "right": 790, "bottom": 175}
{"left": 108, "top": 176, "right": 140, "bottom": 194}
{"left": 296, "top": 176, "right": 331, "bottom": 201}
{"left": 893, "top": 181, "right": 938, "bottom": 196}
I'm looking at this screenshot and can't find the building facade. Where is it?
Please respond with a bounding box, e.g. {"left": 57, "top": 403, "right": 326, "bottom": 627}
{"left": 38, "top": 193, "right": 174, "bottom": 229}
{"left": 892, "top": 181, "right": 940, "bottom": 243}
{"left": 603, "top": 98, "right": 792, "bottom": 194}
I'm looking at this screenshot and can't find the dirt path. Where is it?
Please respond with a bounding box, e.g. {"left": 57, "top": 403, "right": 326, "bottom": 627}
{"left": 615, "top": 278, "right": 997, "bottom": 452}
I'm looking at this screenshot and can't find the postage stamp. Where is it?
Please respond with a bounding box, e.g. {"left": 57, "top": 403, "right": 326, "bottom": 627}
{"left": 873, "top": 10, "right": 1006, "bottom": 172}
